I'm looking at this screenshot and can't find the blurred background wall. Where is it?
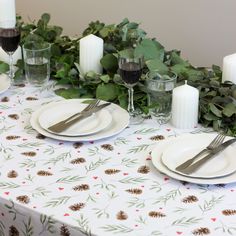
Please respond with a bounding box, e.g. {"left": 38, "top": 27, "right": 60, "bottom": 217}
{"left": 16, "top": 0, "right": 236, "bottom": 67}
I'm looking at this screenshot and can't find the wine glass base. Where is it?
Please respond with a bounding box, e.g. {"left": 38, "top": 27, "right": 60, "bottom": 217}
{"left": 129, "top": 112, "right": 144, "bottom": 125}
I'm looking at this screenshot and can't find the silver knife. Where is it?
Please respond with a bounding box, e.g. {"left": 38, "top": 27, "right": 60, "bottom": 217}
{"left": 47, "top": 103, "right": 111, "bottom": 133}
{"left": 179, "top": 138, "right": 236, "bottom": 174}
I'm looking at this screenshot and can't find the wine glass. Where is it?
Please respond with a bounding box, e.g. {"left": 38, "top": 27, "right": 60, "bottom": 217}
{"left": 119, "top": 56, "right": 144, "bottom": 124}
{"left": 0, "top": 27, "right": 21, "bottom": 84}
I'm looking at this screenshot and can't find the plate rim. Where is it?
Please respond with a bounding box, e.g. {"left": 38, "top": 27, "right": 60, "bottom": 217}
{"left": 38, "top": 101, "right": 113, "bottom": 137}
{"left": 30, "top": 98, "right": 130, "bottom": 141}
{"left": 151, "top": 134, "right": 236, "bottom": 185}
{"left": 0, "top": 74, "right": 11, "bottom": 94}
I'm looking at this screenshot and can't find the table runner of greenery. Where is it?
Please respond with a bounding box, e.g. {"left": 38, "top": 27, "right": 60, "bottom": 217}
{"left": 0, "top": 13, "right": 235, "bottom": 136}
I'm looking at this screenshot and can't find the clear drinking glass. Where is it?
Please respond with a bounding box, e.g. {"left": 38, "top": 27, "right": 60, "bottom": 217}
{"left": 0, "top": 27, "right": 21, "bottom": 84}
{"left": 145, "top": 71, "right": 177, "bottom": 124}
{"left": 118, "top": 56, "right": 144, "bottom": 125}
{"left": 23, "top": 41, "right": 51, "bottom": 86}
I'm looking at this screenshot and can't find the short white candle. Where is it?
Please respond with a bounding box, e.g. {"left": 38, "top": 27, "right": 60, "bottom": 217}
{"left": 222, "top": 53, "right": 236, "bottom": 84}
{"left": 0, "top": 0, "right": 16, "bottom": 28}
{"left": 171, "top": 81, "right": 199, "bottom": 129}
{"left": 0, "top": 46, "right": 22, "bottom": 64}
{"left": 79, "top": 34, "right": 104, "bottom": 75}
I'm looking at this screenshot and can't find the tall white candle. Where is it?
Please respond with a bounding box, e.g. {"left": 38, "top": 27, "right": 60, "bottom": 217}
{"left": 79, "top": 34, "right": 103, "bottom": 75}
{"left": 0, "top": 0, "right": 16, "bottom": 28}
{"left": 171, "top": 81, "right": 199, "bottom": 129}
{"left": 0, "top": 46, "right": 22, "bottom": 64}
{"left": 222, "top": 53, "right": 236, "bottom": 84}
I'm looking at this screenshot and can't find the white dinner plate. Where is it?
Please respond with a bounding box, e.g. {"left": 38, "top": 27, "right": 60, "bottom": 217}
{"left": 151, "top": 134, "right": 236, "bottom": 185}
{"left": 30, "top": 99, "right": 130, "bottom": 141}
{"left": 161, "top": 133, "right": 236, "bottom": 179}
{"left": 38, "top": 100, "right": 112, "bottom": 136}
{"left": 0, "top": 74, "right": 11, "bottom": 94}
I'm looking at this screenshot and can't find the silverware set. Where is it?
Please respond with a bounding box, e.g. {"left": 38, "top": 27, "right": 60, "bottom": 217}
{"left": 47, "top": 99, "right": 111, "bottom": 133}
{"left": 175, "top": 133, "right": 236, "bottom": 175}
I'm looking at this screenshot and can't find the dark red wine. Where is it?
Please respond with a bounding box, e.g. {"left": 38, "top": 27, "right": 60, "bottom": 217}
{"left": 0, "top": 28, "right": 20, "bottom": 53}
{"left": 120, "top": 62, "right": 142, "bottom": 85}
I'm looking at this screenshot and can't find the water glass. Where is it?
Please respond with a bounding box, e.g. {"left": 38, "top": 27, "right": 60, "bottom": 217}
{"left": 23, "top": 41, "right": 51, "bottom": 86}
{"left": 145, "top": 71, "right": 177, "bottom": 124}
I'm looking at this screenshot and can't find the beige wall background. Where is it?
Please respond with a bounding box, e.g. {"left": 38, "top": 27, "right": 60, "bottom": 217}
{"left": 16, "top": 0, "right": 236, "bottom": 67}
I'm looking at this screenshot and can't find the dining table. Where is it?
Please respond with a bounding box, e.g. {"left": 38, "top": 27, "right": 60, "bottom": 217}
{"left": 0, "top": 81, "right": 236, "bottom": 236}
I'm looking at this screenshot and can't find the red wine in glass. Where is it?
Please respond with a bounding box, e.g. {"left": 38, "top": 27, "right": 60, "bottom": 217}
{"left": 0, "top": 28, "right": 20, "bottom": 54}
{"left": 119, "top": 62, "right": 142, "bottom": 85}
{"left": 0, "top": 27, "right": 21, "bottom": 84}
{"left": 118, "top": 56, "right": 144, "bottom": 124}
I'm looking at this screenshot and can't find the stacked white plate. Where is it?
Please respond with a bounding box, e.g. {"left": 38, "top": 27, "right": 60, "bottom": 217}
{"left": 151, "top": 133, "right": 236, "bottom": 184}
{"left": 30, "top": 99, "right": 130, "bottom": 141}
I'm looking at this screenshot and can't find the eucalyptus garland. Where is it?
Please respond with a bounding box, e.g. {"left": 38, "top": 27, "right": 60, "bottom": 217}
{"left": 0, "top": 13, "right": 235, "bottom": 136}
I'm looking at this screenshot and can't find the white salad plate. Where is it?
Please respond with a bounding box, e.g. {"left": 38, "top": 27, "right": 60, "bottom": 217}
{"left": 161, "top": 133, "right": 236, "bottom": 179}
{"left": 38, "top": 101, "right": 112, "bottom": 137}
{"left": 0, "top": 74, "right": 10, "bottom": 94}
{"left": 30, "top": 99, "right": 130, "bottom": 142}
{"left": 151, "top": 133, "right": 236, "bottom": 185}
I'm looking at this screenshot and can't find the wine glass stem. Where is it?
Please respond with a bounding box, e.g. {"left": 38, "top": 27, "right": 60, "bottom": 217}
{"left": 128, "top": 87, "right": 135, "bottom": 113}
{"left": 8, "top": 53, "right": 14, "bottom": 81}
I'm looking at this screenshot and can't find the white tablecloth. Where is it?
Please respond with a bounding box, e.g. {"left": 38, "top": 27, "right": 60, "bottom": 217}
{"left": 0, "top": 82, "right": 236, "bottom": 236}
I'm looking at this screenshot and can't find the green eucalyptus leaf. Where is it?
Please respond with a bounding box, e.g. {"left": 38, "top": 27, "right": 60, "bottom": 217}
{"left": 118, "top": 49, "right": 134, "bottom": 58}
{"left": 41, "top": 13, "right": 50, "bottom": 25}
{"left": 100, "top": 54, "right": 118, "bottom": 72}
{"left": 134, "top": 39, "right": 164, "bottom": 61}
{"left": 146, "top": 59, "right": 169, "bottom": 74}
{"left": 223, "top": 103, "right": 236, "bottom": 117}
{"left": 209, "top": 103, "right": 222, "bottom": 117}
{"left": 170, "top": 51, "right": 190, "bottom": 66}
{"left": 0, "top": 62, "right": 9, "bottom": 73}
{"left": 96, "top": 83, "right": 119, "bottom": 101}
{"left": 100, "top": 74, "right": 111, "bottom": 83}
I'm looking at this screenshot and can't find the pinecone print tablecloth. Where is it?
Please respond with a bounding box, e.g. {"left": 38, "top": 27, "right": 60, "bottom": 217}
{"left": 0, "top": 83, "right": 236, "bottom": 236}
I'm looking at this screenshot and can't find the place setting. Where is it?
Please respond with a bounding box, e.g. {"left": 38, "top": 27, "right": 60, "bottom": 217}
{"left": 30, "top": 98, "right": 130, "bottom": 142}
{"left": 151, "top": 133, "right": 236, "bottom": 184}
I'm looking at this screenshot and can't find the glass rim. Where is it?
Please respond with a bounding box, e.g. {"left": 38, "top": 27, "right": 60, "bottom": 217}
{"left": 146, "top": 71, "right": 177, "bottom": 82}
{"left": 23, "top": 41, "right": 51, "bottom": 51}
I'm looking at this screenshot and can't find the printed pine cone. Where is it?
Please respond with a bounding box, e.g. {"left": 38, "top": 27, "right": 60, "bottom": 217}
{"left": 73, "top": 184, "right": 89, "bottom": 191}
{"left": 182, "top": 195, "right": 199, "bottom": 203}
{"left": 101, "top": 144, "right": 114, "bottom": 151}
{"left": 73, "top": 142, "right": 83, "bottom": 149}
{"left": 148, "top": 211, "right": 166, "bottom": 218}
{"left": 192, "top": 227, "right": 210, "bottom": 235}
{"left": 37, "top": 170, "right": 53, "bottom": 176}
{"left": 7, "top": 170, "right": 18, "bottom": 178}
{"left": 36, "top": 133, "right": 46, "bottom": 139}
{"left": 116, "top": 211, "right": 128, "bottom": 220}
{"left": 16, "top": 195, "right": 30, "bottom": 204}
{"left": 60, "top": 225, "right": 71, "bottom": 236}
{"left": 137, "top": 165, "right": 150, "bottom": 174}
{"left": 69, "top": 203, "right": 85, "bottom": 211}
{"left": 8, "top": 114, "right": 19, "bottom": 120}
{"left": 105, "top": 169, "right": 121, "bottom": 175}
{"left": 9, "top": 225, "right": 20, "bottom": 236}
{"left": 222, "top": 209, "right": 236, "bottom": 216}
{"left": 6, "top": 135, "right": 21, "bottom": 140}
{"left": 150, "top": 135, "right": 165, "bottom": 141}
{"left": 1, "top": 96, "right": 9, "bottom": 102}
{"left": 126, "top": 188, "right": 143, "bottom": 195}
{"left": 70, "top": 157, "right": 86, "bottom": 164}
{"left": 26, "top": 97, "right": 38, "bottom": 100}
{"left": 21, "top": 151, "right": 37, "bottom": 157}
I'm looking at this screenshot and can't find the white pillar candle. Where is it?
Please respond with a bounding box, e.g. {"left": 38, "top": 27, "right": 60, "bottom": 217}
{"left": 0, "top": 46, "right": 22, "bottom": 64}
{"left": 222, "top": 53, "right": 236, "bottom": 84}
{"left": 171, "top": 81, "right": 199, "bottom": 129}
{"left": 79, "top": 34, "right": 103, "bottom": 75}
{"left": 0, "top": 0, "right": 16, "bottom": 28}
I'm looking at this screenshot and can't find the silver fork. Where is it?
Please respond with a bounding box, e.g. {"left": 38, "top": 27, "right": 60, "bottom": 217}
{"left": 47, "top": 99, "right": 100, "bottom": 132}
{"left": 175, "top": 133, "right": 226, "bottom": 171}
